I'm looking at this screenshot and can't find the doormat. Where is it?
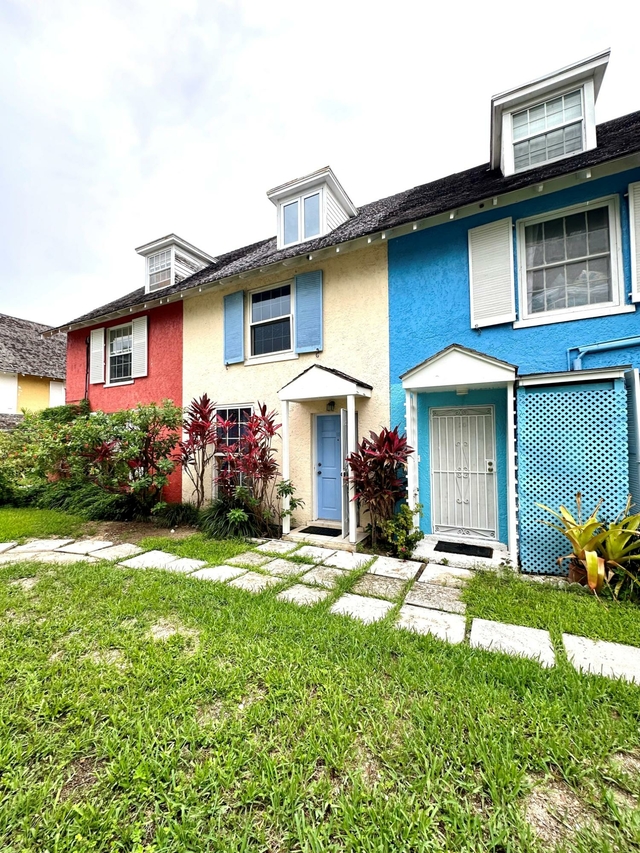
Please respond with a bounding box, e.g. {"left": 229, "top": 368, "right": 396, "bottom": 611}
{"left": 299, "top": 526, "right": 343, "bottom": 537}
{"left": 434, "top": 540, "right": 493, "bottom": 559}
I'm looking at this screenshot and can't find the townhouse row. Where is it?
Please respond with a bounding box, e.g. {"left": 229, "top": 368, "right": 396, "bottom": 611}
{"left": 48, "top": 50, "right": 640, "bottom": 575}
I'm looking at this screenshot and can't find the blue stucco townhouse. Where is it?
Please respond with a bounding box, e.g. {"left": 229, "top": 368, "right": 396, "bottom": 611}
{"left": 385, "top": 50, "right": 640, "bottom": 573}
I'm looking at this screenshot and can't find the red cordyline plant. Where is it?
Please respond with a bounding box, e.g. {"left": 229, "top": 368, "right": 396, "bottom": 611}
{"left": 177, "top": 394, "right": 235, "bottom": 509}
{"left": 347, "top": 426, "right": 414, "bottom": 547}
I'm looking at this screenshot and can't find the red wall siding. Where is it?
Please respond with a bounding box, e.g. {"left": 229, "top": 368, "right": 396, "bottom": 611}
{"left": 66, "top": 302, "right": 183, "bottom": 502}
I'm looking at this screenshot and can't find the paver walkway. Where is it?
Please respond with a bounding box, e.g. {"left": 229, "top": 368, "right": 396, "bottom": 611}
{"left": 1, "top": 536, "right": 639, "bottom": 685}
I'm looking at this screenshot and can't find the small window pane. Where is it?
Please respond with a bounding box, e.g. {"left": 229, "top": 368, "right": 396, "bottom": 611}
{"left": 283, "top": 201, "right": 299, "bottom": 245}
{"left": 252, "top": 318, "right": 291, "bottom": 356}
{"left": 565, "top": 213, "right": 587, "bottom": 259}
{"left": 251, "top": 285, "right": 291, "bottom": 323}
{"left": 304, "top": 193, "right": 320, "bottom": 238}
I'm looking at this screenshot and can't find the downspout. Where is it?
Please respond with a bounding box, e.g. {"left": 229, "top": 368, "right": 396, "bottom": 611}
{"left": 567, "top": 335, "right": 640, "bottom": 371}
{"left": 85, "top": 336, "right": 90, "bottom": 400}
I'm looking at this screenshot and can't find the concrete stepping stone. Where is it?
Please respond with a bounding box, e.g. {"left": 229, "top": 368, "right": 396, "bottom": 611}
{"left": 563, "top": 634, "right": 640, "bottom": 684}
{"left": 191, "top": 566, "right": 247, "bottom": 583}
{"left": 300, "top": 565, "right": 347, "bottom": 589}
{"left": 263, "top": 558, "right": 306, "bottom": 577}
{"left": 28, "top": 551, "right": 98, "bottom": 565}
{"left": 92, "top": 543, "right": 143, "bottom": 560}
{"left": 470, "top": 618, "right": 555, "bottom": 668}
{"left": 0, "top": 542, "right": 17, "bottom": 553}
{"left": 404, "top": 583, "right": 466, "bottom": 614}
{"left": 352, "top": 574, "right": 407, "bottom": 601}
{"left": 228, "top": 571, "right": 282, "bottom": 593}
{"left": 417, "top": 565, "right": 475, "bottom": 588}
{"left": 227, "top": 551, "right": 271, "bottom": 567}
{"left": 58, "top": 540, "right": 114, "bottom": 555}
{"left": 330, "top": 593, "right": 394, "bottom": 624}
{"left": 396, "top": 604, "right": 466, "bottom": 644}
{"left": 323, "top": 551, "right": 372, "bottom": 571}
{"left": 119, "top": 550, "right": 178, "bottom": 570}
{"left": 10, "top": 539, "right": 74, "bottom": 553}
{"left": 256, "top": 540, "right": 300, "bottom": 555}
{"left": 164, "top": 558, "right": 207, "bottom": 573}
{"left": 368, "top": 556, "right": 422, "bottom": 581}
{"left": 294, "top": 545, "right": 336, "bottom": 563}
{"left": 0, "top": 552, "right": 38, "bottom": 564}
{"left": 277, "top": 584, "right": 330, "bottom": 606}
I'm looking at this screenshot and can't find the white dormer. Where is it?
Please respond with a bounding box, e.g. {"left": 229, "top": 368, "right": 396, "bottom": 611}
{"left": 267, "top": 166, "right": 357, "bottom": 250}
{"left": 135, "top": 234, "right": 216, "bottom": 294}
{"left": 490, "top": 49, "right": 610, "bottom": 177}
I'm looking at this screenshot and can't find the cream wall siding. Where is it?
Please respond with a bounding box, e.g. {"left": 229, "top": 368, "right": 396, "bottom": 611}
{"left": 182, "top": 243, "right": 390, "bottom": 520}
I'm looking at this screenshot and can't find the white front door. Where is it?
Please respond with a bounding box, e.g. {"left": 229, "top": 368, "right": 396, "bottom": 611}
{"left": 430, "top": 406, "right": 497, "bottom": 539}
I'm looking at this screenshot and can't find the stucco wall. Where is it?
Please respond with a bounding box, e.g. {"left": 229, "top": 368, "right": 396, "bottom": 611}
{"left": 388, "top": 166, "right": 640, "bottom": 432}
{"left": 182, "top": 243, "right": 390, "bottom": 521}
{"left": 17, "top": 374, "right": 51, "bottom": 412}
{"left": 66, "top": 302, "right": 183, "bottom": 502}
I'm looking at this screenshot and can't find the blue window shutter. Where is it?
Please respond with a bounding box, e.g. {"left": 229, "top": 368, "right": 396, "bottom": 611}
{"left": 295, "top": 270, "right": 323, "bottom": 353}
{"left": 224, "top": 291, "right": 245, "bottom": 364}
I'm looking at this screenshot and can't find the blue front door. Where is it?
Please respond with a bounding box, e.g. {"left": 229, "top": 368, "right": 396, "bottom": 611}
{"left": 316, "top": 414, "right": 342, "bottom": 520}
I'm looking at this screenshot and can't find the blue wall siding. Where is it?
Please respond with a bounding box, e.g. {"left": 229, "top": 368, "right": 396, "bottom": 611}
{"left": 389, "top": 167, "right": 640, "bottom": 432}
{"left": 417, "top": 388, "right": 508, "bottom": 539}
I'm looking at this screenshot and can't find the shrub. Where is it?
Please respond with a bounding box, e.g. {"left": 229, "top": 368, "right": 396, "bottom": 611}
{"left": 199, "top": 492, "right": 263, "bottom": 539}
{"left": 382, "top": 504, "right": 424, "bottom": 559}
{"left": 37, "top": 481, "right": 140, "bottom": 521}
{"left": 177, "top": 394, "right": 223, "bottom": 510}
{"left": 347, "top": 426, "right": 414, "bottom": 547}
{"left": 151, "top": 501, "right": 201, "bottom": 529}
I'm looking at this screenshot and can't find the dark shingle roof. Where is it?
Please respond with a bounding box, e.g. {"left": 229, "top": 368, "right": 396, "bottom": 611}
{"left": 0, "top": 314, "right": 66, "bottom": 380}
{"left": 53, "top": 110, "right": 640, "bottom": 333}
{"left": 0, "top": 413, "right": 23, "bottom": 432}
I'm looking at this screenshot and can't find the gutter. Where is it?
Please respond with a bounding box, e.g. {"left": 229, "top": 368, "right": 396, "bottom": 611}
{"left": 567, "top": 336, "right": 640, "bottom": 370}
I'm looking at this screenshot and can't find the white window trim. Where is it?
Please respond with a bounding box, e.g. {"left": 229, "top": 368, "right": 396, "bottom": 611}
{"left": 146, "top": 245, "right": 175, "bottom": 293}
{"left": 106, "top": 321, "right": 134, "bottom": 384}
{"left": 279, "top": 187, "right": 325, "bottom": 248}
{"left": 247, "top": 279, "right": 296, "bottom": 360}
{"left": 515, "top": 194, "right": 626, "bottom": 327}
{"left": 502, "top": 79, "right": 595, "bottom": 176}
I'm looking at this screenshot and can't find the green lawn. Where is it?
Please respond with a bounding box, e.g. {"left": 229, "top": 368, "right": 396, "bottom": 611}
{"left": 1, "top": 555, "right": 639, "bottom": 852}
{"left": 464, "top": 570, "right": 640, "bottom": 648}
{"left": 0, "top": 507, "right": 85, "bottom": 542}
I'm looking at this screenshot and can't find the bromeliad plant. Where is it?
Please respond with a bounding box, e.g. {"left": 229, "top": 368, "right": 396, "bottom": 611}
{"left": 347, "top": 426, "right": 414, "bottom": 548}
{"left": 538, "top": 493, "right": 640, "bottom": 599}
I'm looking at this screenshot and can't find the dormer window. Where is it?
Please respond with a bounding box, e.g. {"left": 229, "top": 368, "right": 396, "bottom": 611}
{"left": 135, "top": 234, "right": 216, "bottom": 295}
{"left": 148, "top": 250, "right": 172, "bottom": 290}
{"left": 512, "top": 89, "right": 584, "bottom": 171}
{"left": 490, "top": 50, "right": 609, "bottom": 177}
{"left": 267, "top": 167, "right": 357, "bottom": 250}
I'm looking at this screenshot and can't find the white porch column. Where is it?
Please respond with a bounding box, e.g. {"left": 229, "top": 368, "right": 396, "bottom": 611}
{"left": 281, "top": 400, "right": 291, "bottom": 535}
{"left": 405, "top": 390, "right": 419, "bottom": 526}
{"left": 506, "top": 381, "right": 518, "bottom": 564}
{"left": 347, "top": 393, "right": 357, "bottom": 544}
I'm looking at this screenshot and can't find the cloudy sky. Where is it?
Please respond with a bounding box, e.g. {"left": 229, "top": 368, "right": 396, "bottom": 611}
{"left": 1, "top": 0, "right": 637, "bottom": 327}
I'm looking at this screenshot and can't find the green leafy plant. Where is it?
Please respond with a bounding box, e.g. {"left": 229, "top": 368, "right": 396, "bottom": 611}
{"left": 199, "top": 493, "right": 262, "bottom": 539}
{"left": 347, "top": 426, "right": 414, "bottom": 547}
{"left": 538, "top": 493, "right": 640, "bottom": 599}
{"left": 151, "top": 501, "right": 201, "bottom": 529}
{"left": 382, "top": 503, "right": 424, "bottom": 559}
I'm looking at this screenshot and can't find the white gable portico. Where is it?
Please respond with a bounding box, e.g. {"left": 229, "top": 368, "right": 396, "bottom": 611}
{"left": 401, "top": 345, "right": 518, "bottom": 559}
{"left": 278, "top": 365, "right": 372, "bottom": 544}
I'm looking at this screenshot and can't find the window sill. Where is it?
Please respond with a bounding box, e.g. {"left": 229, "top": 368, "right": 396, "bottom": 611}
{"left": 244, "top": 351, "right": 299, "bottom": 367}
{"left": 103, "top": 380, "right": 135, "bottom": 387}
{"left": 513, "top": 304, "right": 635, "bottom": 329}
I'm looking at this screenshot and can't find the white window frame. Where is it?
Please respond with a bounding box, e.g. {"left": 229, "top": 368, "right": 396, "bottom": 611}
{"left": 502, "top": 80, "right": 596, "bottom": 176}
{"left": 279, "top": 188, "right": 325, "bottom": 248}
{"left": 147, "top": 247, "right": 174, "bottom": 292}
{"left": 212, "top": 403, "right": 254, "bottom": 496}
{"left": 106, "top": 322, "right": 134, "bottom": 385}
{"left": 246, "top": 280, "right": 296, "bottom": 361}
{"left": 514, "top": 195, "right": 631, "bottom": 328}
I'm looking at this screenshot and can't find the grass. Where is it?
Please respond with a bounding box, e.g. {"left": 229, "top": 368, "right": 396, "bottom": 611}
{"left": 0, "top": 548, "right": 639, "bottom": 851}
{"left": 140, "top": 533, "right": 249, "bottom": 565}
{"left": 464, "top": 570, "right": 640, "bottom": 648}
{"left": 0, "top": 507, "right": 85, "bottom": 542}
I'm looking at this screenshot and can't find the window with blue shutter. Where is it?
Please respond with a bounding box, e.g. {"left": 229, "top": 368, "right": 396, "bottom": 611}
{"left": 294, "top": 269, "right": 323, "bottom": 353}
{"left": 224, "top": 291, "right": 245, "bottom": 364}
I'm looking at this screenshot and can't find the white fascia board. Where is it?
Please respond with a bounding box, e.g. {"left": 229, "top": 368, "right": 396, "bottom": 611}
{"left": 267, "top": 166, "right": 357, "bottom": 217}
{"left": 490, "top": 49, "right": 610, "bottom": 170}
{"left": 402, "top": 346, "right": 515, "bottom": 391}
{"left": 518, "top": 366, "right": 628, "bottom": 386}
{"left": 135, "top": 233, "right": 217, "bottom": 265}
